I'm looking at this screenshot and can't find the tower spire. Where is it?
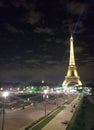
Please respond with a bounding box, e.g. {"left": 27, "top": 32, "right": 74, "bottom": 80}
{"left": 69, "top": 34, "right": 75, "bottom": 66}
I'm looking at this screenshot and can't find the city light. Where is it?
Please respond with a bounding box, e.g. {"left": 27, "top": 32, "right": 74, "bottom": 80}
{"left": 2, "top": 91, "right": 9, "bottom": 98}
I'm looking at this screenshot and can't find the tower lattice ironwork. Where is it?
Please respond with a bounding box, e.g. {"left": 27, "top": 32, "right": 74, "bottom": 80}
{"left": 62, "top": 34, "right": 82, "bottom": 86}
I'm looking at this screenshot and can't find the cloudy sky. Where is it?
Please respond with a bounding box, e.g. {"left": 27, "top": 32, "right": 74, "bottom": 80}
{"left": 0, "top": 0, "right": 94, "bottom": 84}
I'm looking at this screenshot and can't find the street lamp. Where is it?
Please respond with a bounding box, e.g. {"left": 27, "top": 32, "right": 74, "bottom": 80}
{"left": 2, "top": 91, "right": 9, "bottom": 130}
{"left": 56, "top": 90, "right": 60, "bottom": 106}
{"left": 43, "top": 90, "right": 48, "bottom": 117}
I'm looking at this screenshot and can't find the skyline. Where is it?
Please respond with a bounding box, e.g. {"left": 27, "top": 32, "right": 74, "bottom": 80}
{"left": 0, "top": 0, "right": 94, "bottom": 84}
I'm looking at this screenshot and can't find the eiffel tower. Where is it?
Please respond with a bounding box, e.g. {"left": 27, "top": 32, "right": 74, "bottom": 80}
{"left": 62, "top": 34, "right": 82, "bottom": 86}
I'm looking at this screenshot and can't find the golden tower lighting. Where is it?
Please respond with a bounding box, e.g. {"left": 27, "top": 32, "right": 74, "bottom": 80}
{"left": 62, "top": 34, "right": 82, "bottom": 86}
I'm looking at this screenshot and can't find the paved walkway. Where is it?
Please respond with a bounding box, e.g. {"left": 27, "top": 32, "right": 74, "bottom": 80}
{"left": 42, "top": 96, "right": 80, "bottom": 130}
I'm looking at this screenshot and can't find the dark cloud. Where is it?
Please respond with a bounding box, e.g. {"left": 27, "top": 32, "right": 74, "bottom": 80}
{"left": 22, "top": 10, "right": 42, "bottom": 25}
{"left": 5, "top": 24, "right": 20, "bottom": 33}
{"left": 34, "top": 27, "right": 53, "bottom": 34}
{"left": 67, "top": 1, "right": 88, "bottom": 15}
{"left": 12, "top": 0, "right": 29, "bottom": 8}
{"left": 74, "top": 46, "right": 83, "bottom": 53}
{"left": 0, "top": 1, "right": 4, "bottom": 7}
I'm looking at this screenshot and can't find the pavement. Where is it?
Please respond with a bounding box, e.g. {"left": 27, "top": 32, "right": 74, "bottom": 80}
{"left": 0, "top": 96, "right": 72, "bottom": 130}
{"left": 0, "top": 95, "right": 79, "bottom": 130}
{"left": 42, "top": 96, "right": 80, "bottom": 130}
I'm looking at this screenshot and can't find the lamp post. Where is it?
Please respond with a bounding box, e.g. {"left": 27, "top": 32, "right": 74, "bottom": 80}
{"left": 56, "top": 90, "right": 60, "bottom": 106}
{"left": 43, "top": 90, "right": 48, "bottom": 117}
{"left": 2, "top": 91, "right": 9, "bottom": 130}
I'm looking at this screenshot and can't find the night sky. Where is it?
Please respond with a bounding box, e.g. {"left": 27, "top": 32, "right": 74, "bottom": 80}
{"left": 0, "top": 0, "right": 94, "bottom": 84}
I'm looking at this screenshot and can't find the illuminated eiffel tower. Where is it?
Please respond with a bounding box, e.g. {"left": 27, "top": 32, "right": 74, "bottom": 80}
{"left": 62, "top": 34, "right": 82, "bottom": 86}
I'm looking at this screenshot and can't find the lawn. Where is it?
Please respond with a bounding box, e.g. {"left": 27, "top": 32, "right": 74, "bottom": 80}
{"left": 84, "top": 96, "right": 94, "bottom": 130}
